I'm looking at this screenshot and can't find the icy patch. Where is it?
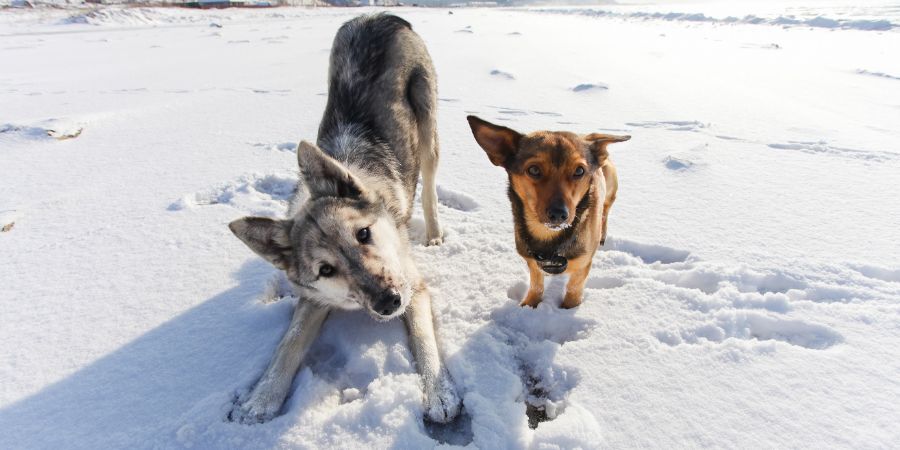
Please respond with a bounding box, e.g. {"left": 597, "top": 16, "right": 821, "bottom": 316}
{"left": 490, "top": 69, "right": 516, "bottom": 80}
{"left": 1, "top": 118, "right": 83, "bottom": 141}
{"left": 571, "top": 82, "right": 608, "bottom": 92}
{"left": 169, "top": 173, "right": 297, "bottom": 217}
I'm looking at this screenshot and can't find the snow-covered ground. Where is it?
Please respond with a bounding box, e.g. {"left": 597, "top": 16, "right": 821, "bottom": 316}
{"left": 2, "top": 3, "right": 899, "bottom": 449}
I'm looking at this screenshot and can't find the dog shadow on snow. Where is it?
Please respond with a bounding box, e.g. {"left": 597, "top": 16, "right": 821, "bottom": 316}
{"left": 0, "top": 259, "right": 306, "bottom": 449}
{"left": 0, "top": 258, "right": 475, "bottom": 449}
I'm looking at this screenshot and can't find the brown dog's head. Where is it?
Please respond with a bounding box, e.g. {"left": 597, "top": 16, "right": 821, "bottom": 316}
{"left": 467, "top": 115, "right": 629, "bottom": 231}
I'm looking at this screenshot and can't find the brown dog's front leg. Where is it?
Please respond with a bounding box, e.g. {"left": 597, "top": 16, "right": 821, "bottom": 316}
{"left": 561, "top": 255, "right": 592, "bottom": 309}
{"left": 521, "top": 258, "right": 545, "bottom": 307}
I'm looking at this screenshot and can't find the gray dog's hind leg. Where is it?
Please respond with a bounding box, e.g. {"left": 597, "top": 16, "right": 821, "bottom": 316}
{"left": 230, "top": 301, "right": 329, "bottom": 424}
{"left": 408, "top": 69, "right": 442, "bottom": 246}
{"left": 420, "top": 134, "right": 442, "bottom": 246}
{"left": 405, "top": 283, "right": 460, "bottom": 422}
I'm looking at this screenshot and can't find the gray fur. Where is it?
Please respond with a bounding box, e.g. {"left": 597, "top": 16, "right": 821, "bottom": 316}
{"left": 228, "top": 14, "right": 457, "bottom": 425}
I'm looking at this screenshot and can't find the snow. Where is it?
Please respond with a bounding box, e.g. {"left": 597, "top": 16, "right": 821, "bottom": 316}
{"left": 2, "top": 3, "right": 900, "bottom": 449}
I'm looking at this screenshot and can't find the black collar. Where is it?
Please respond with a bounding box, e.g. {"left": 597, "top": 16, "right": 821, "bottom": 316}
{"left": 509, "top": 182, "right": 593, "bottom": 274}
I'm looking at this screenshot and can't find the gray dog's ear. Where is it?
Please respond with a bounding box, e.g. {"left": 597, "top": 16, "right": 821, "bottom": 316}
{"left": 466, "top": 115, "right": 522, "bottom": 167}
{"left": 296, "top": 141, "right": 367, "bottom": 199}
{"left": 229, "top": 217, "right": 294, "bottom": 270}
{"left": 584, "top": 133, "right": 630, "bottom": 162}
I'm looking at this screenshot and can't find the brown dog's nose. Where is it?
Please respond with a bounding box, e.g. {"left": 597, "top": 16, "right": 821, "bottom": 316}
{"left": 547, "top": 205, "right": 569, "bottom": 223}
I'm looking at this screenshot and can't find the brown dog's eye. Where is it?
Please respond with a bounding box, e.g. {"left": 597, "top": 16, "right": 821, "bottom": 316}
{"left": 319, "top": 264, "right": 335, "bottom": 278}
{"left": 356, "top": 227, "right": 371, "bottom": 244}
{"left": 573, "top": 166, "right": 585, "bottom": 178}
{"left": 527, "top": 165, "right": 542, "bottom": 178}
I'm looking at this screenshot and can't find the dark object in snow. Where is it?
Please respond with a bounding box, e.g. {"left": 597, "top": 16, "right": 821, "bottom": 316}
{"left": 572, "top": 82, "right": 609, "bottom": 92}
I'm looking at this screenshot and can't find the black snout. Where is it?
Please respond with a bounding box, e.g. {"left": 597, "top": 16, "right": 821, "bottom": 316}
{"left": 547, "top": 204, "right": 569, "bottom": 224}
{"left": 374, "top": 290, "right": 402, "bottom": 316}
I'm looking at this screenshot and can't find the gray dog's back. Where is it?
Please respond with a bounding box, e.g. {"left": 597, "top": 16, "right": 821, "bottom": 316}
{"left": 315, "top": 14, "right": 438, "bottom": 220}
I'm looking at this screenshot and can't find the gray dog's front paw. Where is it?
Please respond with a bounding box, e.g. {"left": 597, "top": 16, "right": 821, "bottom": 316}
{"left": 424, "top": 372, "right": 461, "bottom": 423}
{"left": 228, "top": 388, "right": 286, "bottom": 424}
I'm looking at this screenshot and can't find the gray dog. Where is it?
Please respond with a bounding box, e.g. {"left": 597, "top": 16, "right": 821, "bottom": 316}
{"left": 228, "top": 14, "right": 460, "bottom": 424}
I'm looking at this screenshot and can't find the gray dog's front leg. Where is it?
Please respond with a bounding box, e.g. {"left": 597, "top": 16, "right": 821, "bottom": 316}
{"left": 405, "top": 285, "right": 461, "bottom": 423}
{"left": 230, "top": 300, "right": 329, "bottom": 424}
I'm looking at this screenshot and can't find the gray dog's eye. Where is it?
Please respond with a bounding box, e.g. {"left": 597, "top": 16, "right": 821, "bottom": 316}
{"left": 527, "top": 165, "right": 542, "bottom": 178}
{"left": 356, "top": 227, "right": 371, "bottom": 244}
{"left": 573, "top": 166, "right": 585, "bottom": 178}
{"left": 319, "top": 264, "right": 335, "bottom": 277}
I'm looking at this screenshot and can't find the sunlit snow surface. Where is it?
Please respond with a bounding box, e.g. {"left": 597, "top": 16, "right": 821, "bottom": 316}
{"left": 1, "top": 3, "right": 899, "bottom": 449}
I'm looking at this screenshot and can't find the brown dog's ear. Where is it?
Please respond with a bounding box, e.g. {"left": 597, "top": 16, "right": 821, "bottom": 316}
{"left": 584, "top": 133, "right": 631, "bottom": 162}
{"left": 467, "top": 115, "right": 522, "bottom": 167}
{"left": 229, "top": 217, "right": 294, "bottom": 270}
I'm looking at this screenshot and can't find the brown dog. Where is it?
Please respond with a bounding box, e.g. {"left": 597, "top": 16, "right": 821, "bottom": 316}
{"left": 467, "top": 116, "right": 630, "bottom": 309}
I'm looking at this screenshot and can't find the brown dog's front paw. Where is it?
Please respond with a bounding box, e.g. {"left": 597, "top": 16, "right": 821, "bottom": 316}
{"left": 560, "top": 294, "right": 583, "bottom": 309}
{"left": 520, "top": 291, "right": 543, "bottom": 308}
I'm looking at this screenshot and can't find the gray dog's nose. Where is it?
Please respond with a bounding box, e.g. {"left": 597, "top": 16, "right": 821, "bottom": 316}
{"left": 375, "top": 290, "right": 402, "bottom": 316}
{"left": 547, "top": 205, "right": 569, "bottom": 223}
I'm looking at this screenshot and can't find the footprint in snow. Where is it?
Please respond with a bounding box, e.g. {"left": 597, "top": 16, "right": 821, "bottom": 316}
{"left": 169, "top": 173, "right": 297, "bottom": 217}
{"left": 656, "top": 311, "right": 843, "bottom": 350}
{"left": 850, "top": 264, "right": 900, "bottom": 283}
{"left": 767, "top": 140, "right": 895, "bottom": 162}
{"left": 436, "top": 185, "right": 479, "bottom": 212}
{"left": 491, "top": 293, "right": 597, "bottom": 429}
{"left": 490, "top": 69, "right": 515, "bottom": 80}
{"left": 571, "top": 82, "right": 609, "bottom": 92}
{"left": 250, "top": 141, "right": 297, "bottom": 153}
{"left": 595, "top": 236, "right": 852, "bottom": 351}
{"left": 626, "top": 120, "right": 707, "bottom": 132}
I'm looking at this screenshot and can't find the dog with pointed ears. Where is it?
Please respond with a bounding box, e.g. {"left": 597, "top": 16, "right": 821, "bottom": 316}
{"left": 227, "top": 14, "right": 460, "bottom": 424}
{"left": 467, "top": 116, "right": 630, "bottom": 309}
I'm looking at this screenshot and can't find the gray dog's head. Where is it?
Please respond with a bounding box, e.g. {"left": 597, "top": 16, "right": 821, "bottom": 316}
{"left": 229, "top": 142, "right": 413, "bottom": 322}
